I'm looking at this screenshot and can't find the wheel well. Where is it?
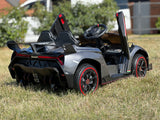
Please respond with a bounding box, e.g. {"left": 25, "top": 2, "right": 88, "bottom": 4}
{"left": 134, "top": 50, "right": 149, "bottom": 67}
{"left": 77, "top": 59, "right": 102, "bottom": 84}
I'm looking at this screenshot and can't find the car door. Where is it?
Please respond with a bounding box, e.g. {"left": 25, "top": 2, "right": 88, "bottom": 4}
{"left": 116, "top": 12, "right": 130, "bottom": 59}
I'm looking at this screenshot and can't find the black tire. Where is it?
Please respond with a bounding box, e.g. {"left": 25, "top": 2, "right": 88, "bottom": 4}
{"left": 74, "top": 64, "right": 99, "bottom": 96}
{"left": 132, "top": 54, "right": 147, "bottom": 77}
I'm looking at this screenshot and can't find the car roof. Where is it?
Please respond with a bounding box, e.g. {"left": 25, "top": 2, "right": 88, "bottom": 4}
{"left": 20, "top": 0, "right": 44, "bottom": 7}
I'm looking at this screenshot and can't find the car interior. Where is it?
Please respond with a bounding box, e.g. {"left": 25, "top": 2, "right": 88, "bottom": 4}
{"left": 36, "top": 14, "right": 127, "bottom": 66}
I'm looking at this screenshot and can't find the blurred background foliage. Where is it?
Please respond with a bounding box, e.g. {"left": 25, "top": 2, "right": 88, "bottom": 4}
{"left": 0, "top": 0, "right": 117, "bottom": 47}
{"left": 33, "top": 0, "right": 117, "bottom": 35}
{"left": 0, "top": 8, "right": 28, "bottom": 47}
{"left": 156, "top": 17, "right": 160, "bottom": 31}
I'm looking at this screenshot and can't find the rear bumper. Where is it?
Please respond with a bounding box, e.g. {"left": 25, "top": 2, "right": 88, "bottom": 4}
{"left": 13, "top": 64, "right": 59, "bottom": 76}
{"left": 12, "top": 64, "right": 67, "bottom": 87}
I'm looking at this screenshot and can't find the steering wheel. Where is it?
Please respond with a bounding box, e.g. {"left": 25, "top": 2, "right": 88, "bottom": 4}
{"left": 84, "top": 24, "right": 107, "bottom": 39}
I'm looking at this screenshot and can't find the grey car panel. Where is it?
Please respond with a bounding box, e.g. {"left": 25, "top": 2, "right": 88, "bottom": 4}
{"left": 127, "top": 45, "right": 149, "bottom": 71}
{"left": 63, "top": 46, "right": 110, "bottom": 77}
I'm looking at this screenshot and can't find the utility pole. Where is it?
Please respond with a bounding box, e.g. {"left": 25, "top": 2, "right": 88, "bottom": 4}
{"left": 46, "top": 0, "right": 53, "bottom": 12}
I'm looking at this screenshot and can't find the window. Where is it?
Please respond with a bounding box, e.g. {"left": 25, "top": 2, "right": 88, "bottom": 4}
{"left": 115, "top": 0, "right": 129, "bottom": 9}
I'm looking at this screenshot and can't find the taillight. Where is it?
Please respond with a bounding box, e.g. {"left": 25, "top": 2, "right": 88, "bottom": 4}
{"left": 14, "top": 52, "right": 64, "bottom": 65}
{"left": 38, "top": 55, "right": 64, "bottom": 65}
{"left": 57, "top": 55, "right": 64, "bottom": 65}
{"left": 16, "top": 52, "right": 31, "bottom": 58}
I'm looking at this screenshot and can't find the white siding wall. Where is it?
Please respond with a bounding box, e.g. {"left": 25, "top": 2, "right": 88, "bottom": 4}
{"left": 71, "top": 0, "right": 103, "bottom": 6}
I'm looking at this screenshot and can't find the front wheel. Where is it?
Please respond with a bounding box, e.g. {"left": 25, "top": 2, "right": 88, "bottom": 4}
{"left": 132, "top": 54, "right": 147, "bottom": 77}
{"left": 74, "top": 64, "right": 99, "bottom": 95}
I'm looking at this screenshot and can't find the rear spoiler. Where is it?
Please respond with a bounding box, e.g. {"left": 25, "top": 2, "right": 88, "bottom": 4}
{"left": 7, "top": 40, "right": 54, "bottom": 54}
{"left": 7, "top": 40, "right": 76, "bottom": 55}
{"left": 7, "top": 41, "right": 21, "bottom": 52}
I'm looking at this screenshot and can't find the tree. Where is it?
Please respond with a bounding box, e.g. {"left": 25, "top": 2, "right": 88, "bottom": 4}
{"left": 0, "top": 7, "right": 28, "bottom": 47}
{"left": 33, "top": 0, "right": 117, "bottom": 35}
{"left": 156, "top": 17, "right": 160, "bottom": 32}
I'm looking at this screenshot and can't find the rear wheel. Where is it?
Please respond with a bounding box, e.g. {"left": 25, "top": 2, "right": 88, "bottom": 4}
{"left": 74, "top": 64, "right": 99, "bottom": 95}
{"left": 132, "top": 54, "right": 147, "bottom": 77}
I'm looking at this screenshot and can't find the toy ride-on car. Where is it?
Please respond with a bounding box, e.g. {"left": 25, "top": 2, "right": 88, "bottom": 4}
{"left": 7, "top": 12, "right": 152, "bottom": 95}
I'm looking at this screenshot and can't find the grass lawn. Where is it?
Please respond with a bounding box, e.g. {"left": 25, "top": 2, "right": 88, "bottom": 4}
{"left": 0, "top": 35, "right": 160, "bottom": 120}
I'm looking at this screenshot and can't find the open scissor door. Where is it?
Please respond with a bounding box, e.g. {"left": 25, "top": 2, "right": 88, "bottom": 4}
{"left": 116, "top": 12, "right": 130, "bottom": 59}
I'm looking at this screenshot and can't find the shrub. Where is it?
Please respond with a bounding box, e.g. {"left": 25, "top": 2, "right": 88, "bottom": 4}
{"left": 0, "top": 7, "right": 28, "bottom": 47}
{"left": 33, "top": 0, "right": 117, "bottom": 35}
{"left": 156, "top": 17, "right": 160, "bottom": 31}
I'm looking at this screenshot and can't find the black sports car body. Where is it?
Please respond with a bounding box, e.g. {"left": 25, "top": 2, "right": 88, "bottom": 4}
{"left": 7, "top": 12, "right": 152, "bottom": 95}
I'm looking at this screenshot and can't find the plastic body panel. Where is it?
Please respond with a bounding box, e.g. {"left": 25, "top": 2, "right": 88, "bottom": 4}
{"left": 127, "top": 45, "right": 149, "bottom": 71}
{"left": 62, "top": 45, "right": 110, "bottom": 88}
{"left": 116, "top": 12, "right": 130, "bottom": 59}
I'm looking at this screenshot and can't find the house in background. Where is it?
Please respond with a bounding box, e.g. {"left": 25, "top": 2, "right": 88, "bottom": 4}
{"left": 0, "top": 0, "right": 55, "bottom": 42}
{"left": 0, "top": 0, "right": 54, "bottom": 16}
{"left": 71, "top": 0, "right": 131, "bottom": 32}
{"left": 129, "top": 0, "right": 160, "bottom": 34}
{"left": 0, "top": 0, "right": 26, "bottom": 16}
{"left": 71, "top": 0, "right": 103, "bottom": 6}
{"left": 1, "top": 0, "right": 160, "bottom": 34}
{"left": 150, "top": 0, "right": 160, "bottom": 33}
{"left": 72, "top": 0, "right": 160, "bottom": 34}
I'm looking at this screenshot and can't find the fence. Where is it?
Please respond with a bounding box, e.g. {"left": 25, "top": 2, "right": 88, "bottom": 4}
{"left": 118, "top": 2, "right": 160, "bottom": 34}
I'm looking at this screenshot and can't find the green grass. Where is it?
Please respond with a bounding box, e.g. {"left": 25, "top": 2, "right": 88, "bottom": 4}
{"left": 0, "top": 35, "right": 160, "bottom": 120}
